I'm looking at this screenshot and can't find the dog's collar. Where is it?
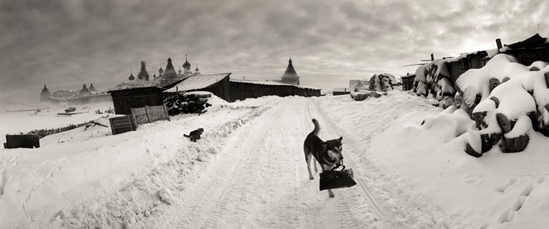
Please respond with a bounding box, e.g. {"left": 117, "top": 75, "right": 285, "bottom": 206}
{"left": 320, "top": 154, "right": 337, "bottom": 165}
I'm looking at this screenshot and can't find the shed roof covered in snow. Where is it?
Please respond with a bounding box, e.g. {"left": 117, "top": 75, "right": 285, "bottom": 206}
{"left": 109, "top": 80, "right": 158, "bottom": 92}
{"left": 165, "top": 73, "right": 231, "bottom": 93}
{"left": 506, "top": 33, "right": 548, "bottom": 49}
{"left": 230, "top": 79, "right": 319, "bottom": 90}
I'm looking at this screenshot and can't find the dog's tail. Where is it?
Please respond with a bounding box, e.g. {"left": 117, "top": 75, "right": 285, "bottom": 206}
{"left": 183, "top": 134, "right": 189, "bottom": 138}
{"left": 311, "top": 119, "right": 320, "bottom": 135}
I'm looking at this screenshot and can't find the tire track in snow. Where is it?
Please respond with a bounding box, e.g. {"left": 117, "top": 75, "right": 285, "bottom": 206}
{"left": 308, "top": 98, "right": 388, "bottom": 219}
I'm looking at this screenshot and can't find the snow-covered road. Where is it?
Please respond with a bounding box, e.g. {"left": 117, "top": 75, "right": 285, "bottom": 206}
{"left": 138, "top": 97, "right": 388, "bottom": 228}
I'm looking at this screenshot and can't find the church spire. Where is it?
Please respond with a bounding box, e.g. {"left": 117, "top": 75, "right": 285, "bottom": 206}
{"left": 40, "top": 84, "right": 51, "bottom": 102}
{"left": 156, "top": 57, "right": 182, "bottom": 88}
{"left": 281, "top": 58, "right": 300, "bottom": 86}
{"left": 137, "top": 61, "right": 150, "bottom": 81}
{"left": 89, "top": 83, "right": 97, "bottom": 93}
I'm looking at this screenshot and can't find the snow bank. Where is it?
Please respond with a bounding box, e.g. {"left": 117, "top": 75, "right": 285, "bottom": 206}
{"left": 0, "top": 94, "right": 272, "bottom": 229}
{"left": 369, "top": 106, "right": 549, "bottom": 229}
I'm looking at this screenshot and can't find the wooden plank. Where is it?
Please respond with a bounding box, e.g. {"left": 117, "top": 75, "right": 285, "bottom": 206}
{"left": 145, "top": 105, "right": 152, "bottom": 123}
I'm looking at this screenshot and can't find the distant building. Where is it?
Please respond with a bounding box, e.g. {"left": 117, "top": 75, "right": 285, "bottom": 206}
{"left": 89, "top": 83, "right": 98, "bottom": 93}
{"left": 40, "top": 84, "right": 51, "bottom": 102}
{"left": 349, "top": 80, "right": 369, "bottom": 92}
{"left": 79, "top": 84, "right": 91, "bottom": 96}
{"left": 154, "top": 57, "right": 181, "bottom": 88}
{"left": 333, "top": 88, "right": 351, "bottom": 95}
{"left": 278, "top": 58, "right": 300, "bottom": 85}
{"left": 401, "top": 73, "right": 416, "bottom": 91}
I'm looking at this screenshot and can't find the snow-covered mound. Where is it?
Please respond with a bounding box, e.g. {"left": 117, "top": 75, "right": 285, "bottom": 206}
{"left": 453, "top": 54, "right": 549, "bottom": 156}
{"left": 317, "top": 91, "right": 549, "bottom": 229}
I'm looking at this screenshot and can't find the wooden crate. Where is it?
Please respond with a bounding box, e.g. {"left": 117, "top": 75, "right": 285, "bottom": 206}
{"left": 109, "top": 115, "right": 136, "bottom": 135}
{"left": 5, "top": 134, "right": 40, "bottom": 149}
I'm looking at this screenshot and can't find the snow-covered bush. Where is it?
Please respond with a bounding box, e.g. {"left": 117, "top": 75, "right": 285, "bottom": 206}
{"left": 453, "top": 54, "right": 549, "bottom": 156}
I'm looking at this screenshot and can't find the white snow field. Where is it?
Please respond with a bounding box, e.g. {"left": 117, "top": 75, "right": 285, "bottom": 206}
{"left": 0, "top": 91, "right": 547, "bottom": 229}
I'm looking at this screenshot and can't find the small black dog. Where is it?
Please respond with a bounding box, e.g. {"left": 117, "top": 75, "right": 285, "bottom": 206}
{"left": 184, "top": 128, "right": 204, "bottom": 142}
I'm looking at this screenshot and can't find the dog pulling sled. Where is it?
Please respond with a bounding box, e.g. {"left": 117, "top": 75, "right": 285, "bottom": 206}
{"left": 319, "top": 164, "right": 357, "bottom": 191}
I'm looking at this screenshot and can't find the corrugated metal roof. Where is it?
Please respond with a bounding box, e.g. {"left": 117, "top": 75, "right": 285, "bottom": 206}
{"left": 109, "top": 80, "right": 159, "bottom": 92}
{"left": 230, "top": 79, "right": 320, "bottom": 90}
{"left": 165, "top": 73, "right": 231, "bottom": 92}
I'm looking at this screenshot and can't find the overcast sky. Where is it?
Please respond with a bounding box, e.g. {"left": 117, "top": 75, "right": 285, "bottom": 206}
{"left": 1, "top": 0, "right": 548, "bottom": 102}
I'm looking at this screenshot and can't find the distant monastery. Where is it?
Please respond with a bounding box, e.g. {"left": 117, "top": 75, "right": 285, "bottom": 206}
{"left": 40, "top": 55, "right": 306, "bottom": 104}
{"left": 40, "top": 82, "right": 110, "bottom": 105}
{"left": 111, "top": 55, "right": 202, "bottom": 90}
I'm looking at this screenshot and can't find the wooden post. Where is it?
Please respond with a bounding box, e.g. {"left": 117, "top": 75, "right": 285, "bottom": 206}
{"left": 127, "top": 115, "right": 134, "bottom": 131}
{"left": 163, "top": 104, "right": 171, "bottom": 121}
{"left": 145, "top": 105, "right": 152, "bottom": 123}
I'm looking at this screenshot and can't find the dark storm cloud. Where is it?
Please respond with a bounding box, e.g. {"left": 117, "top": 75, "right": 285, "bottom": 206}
{"left": 1, "top": 0, "right": 548, "bottom": 102}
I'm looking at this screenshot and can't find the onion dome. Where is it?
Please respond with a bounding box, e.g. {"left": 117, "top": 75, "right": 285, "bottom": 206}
{"left": 183, "top": 54, "right": 191, "bottom": 70}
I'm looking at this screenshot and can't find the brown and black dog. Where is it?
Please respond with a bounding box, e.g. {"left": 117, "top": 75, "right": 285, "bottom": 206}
{"left": 303, "top": 119, "right": 343, "bottom": 198}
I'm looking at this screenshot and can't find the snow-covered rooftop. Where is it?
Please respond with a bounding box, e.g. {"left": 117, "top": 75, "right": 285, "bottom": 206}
{"left": 109, "top": 80, "right": 157, "bottom": 91}
{"left": 230, "top": 79, "right": 320, "bottom": 90}
{"left": 165, "top": 73, "right": 231, "bottom": 93}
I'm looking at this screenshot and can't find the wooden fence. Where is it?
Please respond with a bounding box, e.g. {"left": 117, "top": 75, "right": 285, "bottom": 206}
{"left": 110, "top": 105, "right": 170, "bottom": 135}
{"left": 130, "top": 105, "right": 170, "bottom": 126}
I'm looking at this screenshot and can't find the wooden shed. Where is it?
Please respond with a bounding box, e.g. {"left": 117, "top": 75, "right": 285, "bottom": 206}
{"left": 229, "top": 80, "right": 320, "bottom": 102}
{"left": 4, "top": 134, "right": 40, "bottom": 149}
{"left": 401, "top": 74, "right": 416, "bottom": 91}
{"left": 446, "top": 51, "right": 491, "bottom": 85}
{"left": 333, "top": 88, "right": 351, "bottom": 95}
{"left": 502, "top": 33, "right": 549, "bottom": 66}
{"left": 108, "top": 86, "right": 165, "bottom": 115}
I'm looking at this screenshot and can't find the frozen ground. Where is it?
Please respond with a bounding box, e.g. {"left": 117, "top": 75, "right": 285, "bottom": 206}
{"left": 0, "top": 91, "right": 547, "bottom": 229}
